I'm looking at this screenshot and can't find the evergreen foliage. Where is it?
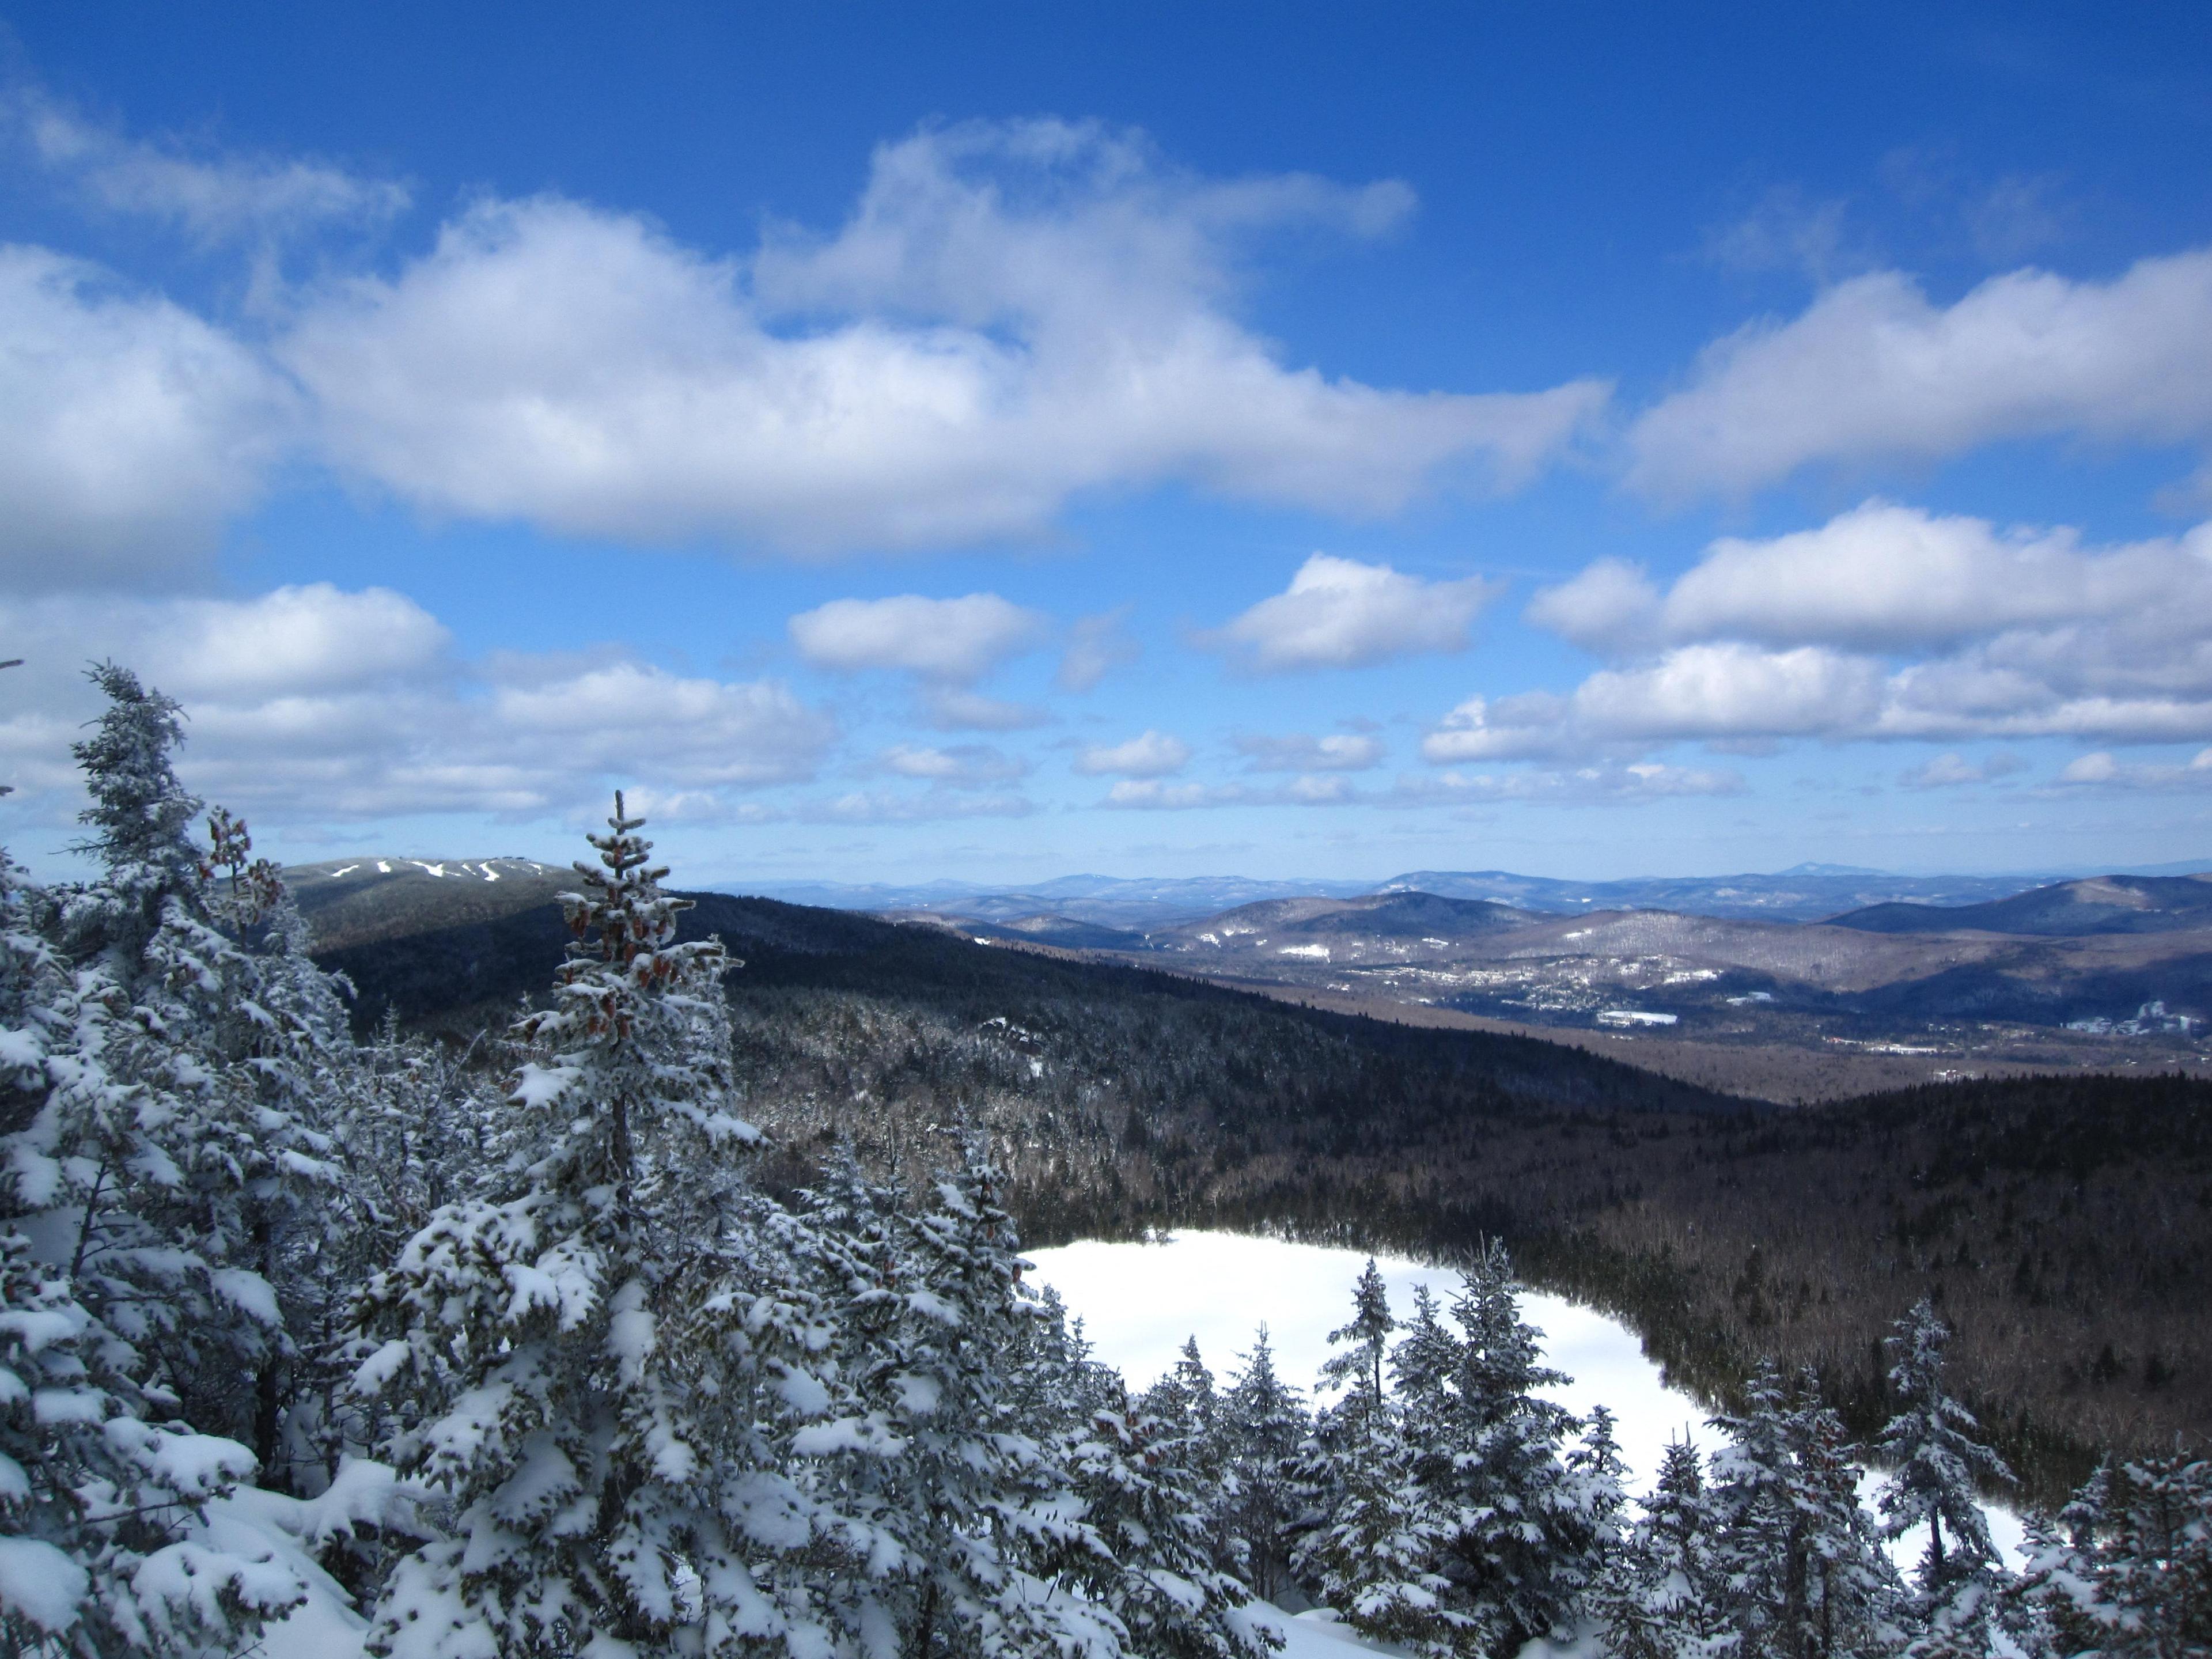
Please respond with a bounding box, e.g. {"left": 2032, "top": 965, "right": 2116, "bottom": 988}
{"left": 6, "top": 659, "right": 2207, "bottom": 1659}
{"left": 1875, "top": 1302, "right": 2016, "bottom": 1658}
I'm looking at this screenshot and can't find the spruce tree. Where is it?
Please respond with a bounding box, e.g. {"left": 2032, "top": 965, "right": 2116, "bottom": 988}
{"left": 1874, "top": 1301, "right": 2016, "bottom": 1658}
{"left": 1707, "top": 1365, "right": 1902, "bottom": 1659}
{"left": 1422, "top": 1241, "right": 1589, "bottom": 1658}
{"left": 2019, "top": 1450, "right": 2212, "bottom": 1658}
{"left": 36, "top": 667, "right": 340, "bottom": 1468}
{"left": 2, "top": 837, "right": 306, "bottom": 1654}
{"left": 1592, "top": 1437, "right": 1724, "bottom": 1659}
{"left": 1065, "top": 1378, "right": 1277, "bottom": 1659}
{"left": 357, "top": 793, "right": 825, "bottom": 1657}
{"left": 793, "top": 1135, "right": 1112, "bottom": 1659}
{"left": 1320, "top": 1259, "right": 1395, "bottom": 1430}
{"left": 1297, "top": 1265, "right": 1459, "bottom": 1654}
{"left": 1220, "top": 1326, "right": 1310, "bottom": 1603}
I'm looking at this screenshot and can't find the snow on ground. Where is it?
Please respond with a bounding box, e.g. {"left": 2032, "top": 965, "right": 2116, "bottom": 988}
{"left": 1026, "top": 1230, "right": 2029, "bottom": 1568}
{"left": 1026, "top": 1230, "right": 1707, "bottom": 1494}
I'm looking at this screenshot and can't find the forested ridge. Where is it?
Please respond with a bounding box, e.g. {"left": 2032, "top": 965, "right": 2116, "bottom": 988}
{"left": 3, "top": 667, "right": 2206, "bottom": 1657}
{"left": 321, "top": 882, "right": 2209, "bottom": 1501}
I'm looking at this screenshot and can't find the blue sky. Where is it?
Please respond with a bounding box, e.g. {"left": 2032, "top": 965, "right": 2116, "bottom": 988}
{"left": 4, "top": 3, "right": 2211, "bottom": 887}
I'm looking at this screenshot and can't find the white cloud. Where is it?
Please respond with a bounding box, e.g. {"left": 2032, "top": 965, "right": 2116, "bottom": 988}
{"left": 1628, "top": 250, "right": 2212, "bottom": 497}
{"left": 789, "top": 592, "right": 1047, "bottom": 681}
{"left": 279, "top": 124, "right": 1606, "bottom": 552}
{"left": 0, "top": 247, "right": 293, "bottom": 582}
{"left": 1400, "top": 763, "right": 1746, "bottom": 804}
{"left": 2052, "top": 748, "right": 2212, "bottom": 790}
{"left": 13, "top": 92, "right": 410, "bottom": 245}
{"left": 879, "top": 743, "right": 1029, "bottom": 787}
{"left": 1497, "top": 502, "right": 2212, "bottom": 759}
{"left": 0, "top": 118, "right": 1607, "bottom": 575}
{"left": 1656, "top": 502, "right": 2210, "bottom": 652}
{"left": 1207, "top": 553, "right": 1501, "bottom": 672}
{"left": 801, "top": 789, "right": 1033, "bottom": 823}
{"left": 1423, "top": 644, "right": 1885, "bottom": 762}
{"left": 1056, "top": 608, "right": 1139, "bottom": 692}
{"left": 1100, "top": 779, "right": 1238, "bottom": 810}
{"left": 1074, "top": 730, "right": 1192, "bottom": 778}
{"left": 1900, "top": 751, "right": 2024, "bottom": 790}
{"left": 1524, "top": 558, "right": 1662, "bottom": 653}
{"left": 0, "top": 588, "right": 835, "bottom": 827}
{"left": 1233, "top": 732, "right": 1385, "bottom": 771}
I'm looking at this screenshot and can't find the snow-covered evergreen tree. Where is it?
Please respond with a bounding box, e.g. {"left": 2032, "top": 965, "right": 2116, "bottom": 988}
{"left": 2017, "top": 1449, "right": 2212, "bottom": 1658}
{"left": 1, "top": 835, "right": 307, "bottom": 1653}
{"left": 24, "top": 666, "right": 342, "bottom": 1472}
{"left": 355, "top": 793, "right": 824, "bottom": 1657}
{"left": 1320, "top": 1259, "right": 1395, "bottom": 1433}
{"left": 1297, "top": 1267, "right": 1460, "bottom": 1654}
{"left": 1065, "top": 1375, "right": 1277, "bottom": 1659}
{"left": 1874, "top": 1301, "right": 2016, "bottom": 1658}
{"left": 792, "top": 1134, "right": 1113, "bottom": 1659}
{"left": 1418, "top": 1242, "right": 1594, "bottom": 1658}
{"left": 1592, "top": 1436, "right": 1725, "bottom": 1659}
{"left": 1706, "top": 1365, "right": 1902, "bottom": 1659}
{"left": 1219, "top": 1327, "right": 1309, "bottom": 1603}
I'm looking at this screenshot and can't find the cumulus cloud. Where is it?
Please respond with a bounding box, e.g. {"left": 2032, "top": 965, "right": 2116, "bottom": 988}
{"left": 1628, "top": 249, "right": 2212, "bottom": 497}
{"left": 1900, "top": 751, "right": 2024, "bottom": 790}
{"left": 1099, "top": 779, "right": 1247, "bottom": 810}
{"left": 1423, "top": 644, "right": 1886, "bottom": 762}
{"left": 1206, "top": 553, "right": 1501, "bottom": 672}
{"left": 1494, "top": 502, "right": 2212, "bottom": 759}
{"left": 1, "top": 116, "right": 1608, "bottom": 574}
{"left": 1400, "top": 763, "right": 1746, "bottom": 804}
{"left": 12, "top": 91, "right": 410, "bottom": 245}
{"left": 278, "top": 123, "right": 1605, "bottom": 553}
{"left": 1056, "top": 608, "right": 1140, "bottom": 692}
{"left": 1233, "top": 731, "right": 1385, "bottom": 771}
{"left": 0, "top": 587, "right": 835, "bottom": 827}
{"left": 801, "top": 789, "right": 1033, "bottom": 823}
{"left": 0, "top": 248, "right": 293, "bottom": 582}
{"left": 1074, "top": 730, "right": 1192, "bottom": 778}
{"left": 2052, "top": 749, "right": 2212, "bottom": 790}
{"left": 789, "top": 592, "right": 1048, "bottom": 681}
{"left": 1522, "top": 558, "right": 1662, "bottom": 653}
{"left": 879, "top": 743, "right": 1029, "bottom": 787}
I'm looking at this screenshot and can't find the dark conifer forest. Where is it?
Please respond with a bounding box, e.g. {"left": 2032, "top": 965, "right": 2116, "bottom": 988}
{"left": 3, "top": 669, "right": 2206, "bottom": 1656}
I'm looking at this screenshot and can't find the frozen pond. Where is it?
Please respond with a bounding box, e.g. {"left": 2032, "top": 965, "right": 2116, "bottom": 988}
{"left": 1027, "top": 1230, "right": 1705, "bottom": 1495}
{"left": 1026, "top": 1229, "right": 2025, "bottom": 1565}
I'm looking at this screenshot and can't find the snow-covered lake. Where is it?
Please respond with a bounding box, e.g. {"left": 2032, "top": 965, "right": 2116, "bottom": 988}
{"left": 1028, "top": 1230, "right": 1707, "bottom": 1496}
{"left": 1025, "top": 1229, "right": 2026, "bottom": 1566}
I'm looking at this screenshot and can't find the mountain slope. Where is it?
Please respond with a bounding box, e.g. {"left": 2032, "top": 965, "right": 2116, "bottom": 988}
{"left": 1830, "top": 873, "right": 2212, "bottom": 936}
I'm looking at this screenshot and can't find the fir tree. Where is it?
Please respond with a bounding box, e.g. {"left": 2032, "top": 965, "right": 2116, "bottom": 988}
{"left": 1, "top": 843, "right": 306, "bottom": 1654}
{"left": 1065, "top": 1378, "right": 1277, "bottom": 1659}
{"left": 1220, "top": 1326, "right": 1310, "bottom": 1603}
{"left": 1320, "top": 1259, "right": 1395, "bottom": 1431}
{"left": 31, "top": 667, "right": 341, "bottom": 1468}
{"left": 1874, "top": 1301, "right": 2016, "bottom": 1658}
{"left": 794, "top": 1135, "right": 1112, "bottom": 1659}
{"left": 1421, "top": 1241, "right": 1590, "bottom": 1658}
{"left": 1707, "top": 1365, "right": 1902, "bottom": 1659}
{"left": 2018, "top": 1450, "right": 2212, "bottom": 1658}
{"left": 356, "top": 793, "right": 821, "bottom": 1657}
{"left": 1592, "top": 1437, "right": 1725, "bottom": 1659}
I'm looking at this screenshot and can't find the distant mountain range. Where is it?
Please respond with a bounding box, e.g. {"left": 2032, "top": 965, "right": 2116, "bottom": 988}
{"left": 748, "top": 861, "right": 2212, "bottom": 927}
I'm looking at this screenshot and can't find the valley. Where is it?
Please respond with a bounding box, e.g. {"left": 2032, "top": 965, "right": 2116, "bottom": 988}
{"left": 292, "top": 853, "right": 2212, "bottom": 1506}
